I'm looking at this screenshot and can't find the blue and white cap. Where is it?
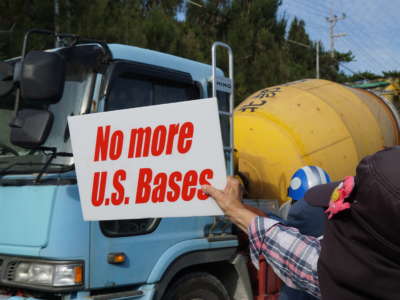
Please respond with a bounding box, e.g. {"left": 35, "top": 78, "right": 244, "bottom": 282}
{"left": 288, "top": 166, "right": 331, "bottom": 201}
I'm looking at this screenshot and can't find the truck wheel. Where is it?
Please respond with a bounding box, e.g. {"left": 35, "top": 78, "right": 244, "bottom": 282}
{"left": 163, "top": 272, "right": 230, "bottom": 300}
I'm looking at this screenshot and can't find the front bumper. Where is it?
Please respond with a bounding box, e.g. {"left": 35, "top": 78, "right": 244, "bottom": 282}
{"left": 0, "top": 284, "right": 156, "bottom": 300}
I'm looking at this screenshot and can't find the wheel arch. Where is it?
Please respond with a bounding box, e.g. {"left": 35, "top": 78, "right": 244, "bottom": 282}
{"left": 153, "top": 247, "right": 238, "bottom": 300}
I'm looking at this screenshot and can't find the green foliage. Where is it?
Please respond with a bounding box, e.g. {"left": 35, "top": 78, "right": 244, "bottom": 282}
{"left": 286, "top": 18, "right": 315, "bottom": 79}
{"left": 0, "top": 0, "right": 55, "bottom": 58}
{"left": 383, "top": 70, "right": 400, "bottom": 78}
{"left": 0, "top": 0, "right": 354, "bottom": 103}
{"left": 347, "top": 71, "right": 381, "bottom": 81}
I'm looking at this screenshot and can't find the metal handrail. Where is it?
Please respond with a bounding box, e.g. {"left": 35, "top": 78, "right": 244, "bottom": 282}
{"left": 208, "top": 42, "right": 234, "bottom": 237}
{"left": 211, "top": 41, "right": 234, "bottom": 176}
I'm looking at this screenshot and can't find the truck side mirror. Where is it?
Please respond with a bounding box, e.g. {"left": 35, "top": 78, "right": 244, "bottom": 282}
{"left": 10, "top": 109, "right": 54, "bottom": 149}
{"left": 20, "top": 50, "right": 66, "bottom": 103}
{"left": 0, "top": 61, "right": 15, "bottom": 97}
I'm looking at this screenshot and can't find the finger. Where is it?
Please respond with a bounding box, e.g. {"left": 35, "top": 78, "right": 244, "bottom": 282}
{"left": 226, "top": 176, "right": 241, "bottom": 194}
{"left": 201, "top": 185, "right": 224, "bottom": 201}
{"left": 224, "top": 176, "right": 236, "bottom": 193}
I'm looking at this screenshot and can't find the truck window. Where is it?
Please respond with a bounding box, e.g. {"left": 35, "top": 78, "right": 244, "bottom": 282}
{"left": 101, "top": 218, "right": 159, "bottom": 237}
{"left": 102, "top": 65, "right": 200, "bottom": 237}
{"left": 106, "top": 77, "right": 152, "bottom": 110}
{"left": 106, "top": 73, "right": 199, "bottom": 111}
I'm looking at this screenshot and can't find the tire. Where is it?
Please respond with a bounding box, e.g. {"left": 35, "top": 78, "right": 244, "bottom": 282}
{"left": 162, "top": 272, "right": 230, "bottom": 300}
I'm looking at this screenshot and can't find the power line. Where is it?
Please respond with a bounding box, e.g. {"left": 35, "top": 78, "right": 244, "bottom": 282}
{"left": 335, "top": 21, "right": 386, "bottom": 70}
{"left": 286, "top": 39, "right": 321, "bottom": 78}
{"left": 339, "top": 63, "right": 357, "bottom": 75}
{"left": 333, "top": 0, "right": 400, "bottom": 71}
{"left": 340, "top": 38, "right": 383, "bottom": 72}
{"left": 334, "top": 11, "right": 399, "bottom": 70}
{"left": 344, "top": 16, "right": 400, "bottom": 68}
{"left": 282, "top": 0, "right": 398, "bottom": 73}
{"left": 328, "top": 50, "right": 370, "bottom": 80}
{"left": 342, "top": 25, "right": 395, "bottom": 70}
{"left": 284, "top": 0, "right": 339, "bottom": 17}
{"left": 287, "top": 1, "right": 327, "bottom": 17}
{"left": 284, "top": 12, "right": 326, "bottom": 30}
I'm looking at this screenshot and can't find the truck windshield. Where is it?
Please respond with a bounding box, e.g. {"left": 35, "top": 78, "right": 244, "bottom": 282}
{"left": 0, "top": 60, "right": 93, "bottom": 175}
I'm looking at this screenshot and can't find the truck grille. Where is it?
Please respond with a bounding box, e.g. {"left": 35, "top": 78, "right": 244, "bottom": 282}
{"left": 6, "top": 262, "right": 17, "bottom": 281}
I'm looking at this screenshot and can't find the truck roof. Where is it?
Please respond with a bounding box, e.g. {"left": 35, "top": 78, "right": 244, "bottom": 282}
{"left": 109, "top": 43, "right": 223, "bottom": 83}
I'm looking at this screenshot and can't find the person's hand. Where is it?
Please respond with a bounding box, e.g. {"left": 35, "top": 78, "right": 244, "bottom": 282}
{"left": 202, "top": 176, "right": 258, "bottom": 232}
{"left": 201, "top": 176, "right": 245, "bottom": 216}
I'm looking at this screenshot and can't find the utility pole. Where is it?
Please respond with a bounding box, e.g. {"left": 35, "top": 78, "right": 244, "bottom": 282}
{"left": 54, "top": 0, "right": 61, "bottom": 47}
{"left": 287, "top": 39, "right": 320, "bottom": 79}
{"left": 316, "top": 41, "right": 320, "bottom": 79}
{"left": 326, "top": 8, "right": 346, "bottom": 58}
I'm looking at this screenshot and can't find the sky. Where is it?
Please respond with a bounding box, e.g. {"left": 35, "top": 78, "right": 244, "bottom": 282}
{"left": 278, "top": 0, "right": 400, "bottom": 75}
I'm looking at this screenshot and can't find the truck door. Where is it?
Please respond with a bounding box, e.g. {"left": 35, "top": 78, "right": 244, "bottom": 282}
{"left": 89, "top": 61, "right": 203, "bottom": 288}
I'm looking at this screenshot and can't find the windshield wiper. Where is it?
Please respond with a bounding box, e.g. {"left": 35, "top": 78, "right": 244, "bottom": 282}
{"left": 0, "top": 143, "right": 19, "bottom": 157}
{"left": 35, "top": 147, "right": 73, "bottom": 183}
{"left": 0, "top": 148, "right": 73, "bottom": 181}
{"left": 0, "top": 162, "right": 32, "bottom": 175}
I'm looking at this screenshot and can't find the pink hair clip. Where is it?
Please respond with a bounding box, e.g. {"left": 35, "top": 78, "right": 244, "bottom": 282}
{"left": 325, "top": 176, "right": 354, "bottom": 219}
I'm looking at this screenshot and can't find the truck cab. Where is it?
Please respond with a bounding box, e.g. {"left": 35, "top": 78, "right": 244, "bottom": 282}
{"left": 0, "top": 31, "right": 252, "bottom": 300}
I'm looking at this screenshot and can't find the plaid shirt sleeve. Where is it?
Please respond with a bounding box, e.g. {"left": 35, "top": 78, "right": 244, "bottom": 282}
{"left": 248, "top": 216, "right": 321, "bottom": 299}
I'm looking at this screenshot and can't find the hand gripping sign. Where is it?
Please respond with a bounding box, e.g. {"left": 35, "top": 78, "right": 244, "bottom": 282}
{"left": 68, "top": 98, "right": 226, "bottom": 221}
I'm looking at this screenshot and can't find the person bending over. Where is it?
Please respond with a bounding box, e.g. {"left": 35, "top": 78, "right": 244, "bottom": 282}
{"left": 202, "top": 146, "right": 400, "bottom": 300}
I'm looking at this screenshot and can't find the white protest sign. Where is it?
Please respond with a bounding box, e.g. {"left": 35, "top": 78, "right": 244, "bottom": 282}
{"left": 68, "top": 98, "right": 226, "bottom": 220}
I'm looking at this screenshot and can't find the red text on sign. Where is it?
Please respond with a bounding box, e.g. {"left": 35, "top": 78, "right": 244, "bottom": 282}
{"left": 94, "top": 126, "right": 124, "bottom": 161}
{"left": 91, "top": 169, "right": 128, "bottom": 206}
{"left": 135, "top": 168, "right": 213, "bottom": 203}
{"left": 93, "top": 122, "right": 194, "bottom": 162}
{"left": 128, "top": 122, "right": 194, "bottom": 158}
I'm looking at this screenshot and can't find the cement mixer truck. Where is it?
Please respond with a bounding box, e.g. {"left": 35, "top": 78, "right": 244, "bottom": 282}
{"left": 235, "top": 79, "right": 400, "bottom": 205}
{"left": 0, "top": 30, "right": 399, "bottom": 300}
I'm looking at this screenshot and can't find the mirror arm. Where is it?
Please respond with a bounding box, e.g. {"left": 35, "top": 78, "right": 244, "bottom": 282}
{"left": 12, "top": 29, "right": 111, "bottom": 118}
{"left": 13, "top": 30, "right": 79, "bottom": 116}
{"left": 10, "top": 89, "right": 21, "bottom": 124}
{"left": 72, "top": 38, "right": 112, "bottom": 63}
{"left": 21, "top": 29, "right": 79, "bottom": 58}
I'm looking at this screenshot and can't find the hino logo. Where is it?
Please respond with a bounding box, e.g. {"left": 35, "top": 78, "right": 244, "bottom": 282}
{"left": 214, "top": 77, "right": 233, "bottom": 93}
{"left": 217, "top": 81, "right": 232, "bottom": 89}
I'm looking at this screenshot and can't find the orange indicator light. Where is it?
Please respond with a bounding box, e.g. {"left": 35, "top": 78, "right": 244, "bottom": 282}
{"left": 74, "top": 266, "right": 83, "bottom": 284}
{"left": 107, "top": 253, "right": 126, "bottom": 264}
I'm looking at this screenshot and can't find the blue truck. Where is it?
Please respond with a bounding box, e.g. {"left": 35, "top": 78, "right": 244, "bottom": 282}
{"left": 0, "top": 30, "right": 255, "bottom": 300}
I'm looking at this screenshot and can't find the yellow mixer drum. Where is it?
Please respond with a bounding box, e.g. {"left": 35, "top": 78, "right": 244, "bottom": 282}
{"left": 234, "top": 79, "right": 400, "bottom": 203}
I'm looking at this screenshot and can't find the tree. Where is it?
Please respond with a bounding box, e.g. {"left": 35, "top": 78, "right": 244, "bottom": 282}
{"left": 347, "top": 71, "right": 381, "bottom": 81}
{"left": 285, "top": 18, "right": 316, "bottom": 80}
{"left": 383, "top": 70, "right": 400, "bottom": 78}
{"left": 0, "top": 0, "right": 355, "bottom": 104}
{"left": 0, "top": 0, "right": 55, "bottom": 58}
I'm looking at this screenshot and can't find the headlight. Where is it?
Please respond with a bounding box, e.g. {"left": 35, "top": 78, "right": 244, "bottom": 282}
{"left": 13, "top": 262, "right": 83, "bottom": 287}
